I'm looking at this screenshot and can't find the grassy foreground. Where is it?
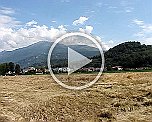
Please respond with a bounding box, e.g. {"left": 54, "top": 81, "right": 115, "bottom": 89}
{"left": 0, "top": 72, "right": 152, "bottom": 122}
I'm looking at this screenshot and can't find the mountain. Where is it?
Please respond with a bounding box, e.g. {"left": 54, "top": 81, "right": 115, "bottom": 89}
{"left": 1, "top": 41, "right": 151, "bottom": 69}
{"left": 104, "top": 42, "right": 152, "bottom": 68}
{"left": 0, "top": 41, "right": 100, "bottom": 68}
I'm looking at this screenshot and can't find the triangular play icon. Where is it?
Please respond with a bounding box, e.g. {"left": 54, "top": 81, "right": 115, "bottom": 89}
{"left": 68, "top": 47, "right": 92, "bottom": 75}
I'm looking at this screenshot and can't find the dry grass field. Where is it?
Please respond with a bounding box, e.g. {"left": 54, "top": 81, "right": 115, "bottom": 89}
{"left": 0, "top": 72, "right": 152, "bottom": 122}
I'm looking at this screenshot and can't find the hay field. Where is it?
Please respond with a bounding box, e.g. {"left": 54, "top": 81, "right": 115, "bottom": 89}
{"left": 0, "top": 72, "right": 152, "bottom": 122}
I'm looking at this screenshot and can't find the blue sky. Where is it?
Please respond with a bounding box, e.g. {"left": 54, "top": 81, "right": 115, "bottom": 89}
{"left": 0, "top": 0, "right": 152, "bottom": 51}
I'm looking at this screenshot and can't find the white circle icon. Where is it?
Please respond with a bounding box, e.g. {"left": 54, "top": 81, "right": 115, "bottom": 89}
{"left": 47, "top": 32, "right": 104, "bottom": 90}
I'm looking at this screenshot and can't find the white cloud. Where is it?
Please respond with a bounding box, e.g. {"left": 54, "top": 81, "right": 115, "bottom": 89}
{"left": 125, "top": 7, "right": 134, "bottom": 13}
{"left": 0, "top": 22, "right": 67, "bottom": 51}
{"left": 85, "top": 26, "right": 93, "bottom": 34}
{"left": 59, "top": 34, "right": 111, "bottom": 51}
{"left": 0, "top": 8, "right": 111, "bottom": 52}
{"left": 107, "top": 1, "right": 133, "bottom": 14}
{"left": 51, "top": 20, "right": 56, "bottom": 23}
{"left": 79, "top": 26, "right": 114, "bottom": 50}
{"left": 0, "top": 7, "right": 15, "bottom": 15}
{"left": 58, "top": 25, "right": 67, "bottom": 31}
{"left": 0, "top": 7, "right": 20, "bottom": 28}
{"left": 0, "top": 15, "right": 21, "bottom": 28}
{"left": 133, "top": 19, "right": 152, "bottom": 36}
{"left": 26, "top": 20, "right": 38, "bottom": 27}
{"left": 95, "top": 36, "right": 114, "bottom": 50}
{"left": 133, "top": 19, "right": 152, "bottom": 45}
{"left": 73, "top": 16, "right": 88, "bottom": 26}
{"left": 79, "top": 25, "right": 93, "bottom": 34}
{"left": 125, "top": 9, "right": 132, "bottom": 13}
{"left": 133, "top": 19, "right": 144, "bottom": 26}
{"left": 0, "top": 8, "right": 68, "bottom": 51}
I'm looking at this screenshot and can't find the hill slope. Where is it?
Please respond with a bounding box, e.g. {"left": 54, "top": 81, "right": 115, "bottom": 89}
{"left": 105, "top": 42, "right": 152, "bottom": 68}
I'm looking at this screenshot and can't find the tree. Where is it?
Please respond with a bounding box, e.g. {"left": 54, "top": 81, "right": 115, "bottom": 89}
{"left": 0, "top": 63, "right": 10, "bottom": 75}
{"left": 15, "top": 64, "right": 21, "bottom": 75}
{"left": 8, "top": 62, "right": 15, "bottom": 73}
{"left": 0, "top": 63, "right": 6, "bottom": 75}
{"left": 107, "top": 65, "right": 112, "bottom": 71}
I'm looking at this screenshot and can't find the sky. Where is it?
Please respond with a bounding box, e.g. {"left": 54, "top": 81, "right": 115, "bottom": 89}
{"left": 0, "top": 0, "right": 152, "bottom": 51}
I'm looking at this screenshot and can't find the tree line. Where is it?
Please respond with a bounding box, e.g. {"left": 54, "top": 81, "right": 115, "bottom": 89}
{"left": 0, "top": 62, "right": 21, "bottom": 76}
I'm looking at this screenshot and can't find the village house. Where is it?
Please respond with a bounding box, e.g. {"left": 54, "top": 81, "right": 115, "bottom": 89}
{"left": 5, "top": 71, "right": 15, "bottom": 76}
{"left": 112, "top": 66, "right": 123, "bottom": 71}
{"left": 79, "top": 67, "right": 101, "bottom": 72}
{"left": 52, "top": 67, "right": 69, "bottom": 73}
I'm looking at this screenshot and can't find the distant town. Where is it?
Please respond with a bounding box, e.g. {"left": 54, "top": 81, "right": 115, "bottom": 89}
{"left": 0, "top": 61, "right": 152, "bottom": 76}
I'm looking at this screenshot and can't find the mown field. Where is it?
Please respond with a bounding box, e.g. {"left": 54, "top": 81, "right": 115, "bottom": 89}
{"left": 0, "top": 72, "right": 152, "bottom": 122}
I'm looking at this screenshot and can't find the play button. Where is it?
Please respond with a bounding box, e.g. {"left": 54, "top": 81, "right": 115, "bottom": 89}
{"left": 47, "top": 32, "right": 104, "bottom": 90}
{"left": 68, "top": 47, "right": 92, "bottom": 75}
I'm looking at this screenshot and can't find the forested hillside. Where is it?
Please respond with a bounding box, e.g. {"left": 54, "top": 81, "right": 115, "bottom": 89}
{"left": 104, "top": 42, "right": 152, "bottom": 68}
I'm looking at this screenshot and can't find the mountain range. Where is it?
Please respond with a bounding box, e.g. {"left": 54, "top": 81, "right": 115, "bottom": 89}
{"left": 1, "top": 41, "right": 152, "bottom": 68}
{"left": 0, "top": 41, "right": 100, "bottom": 68}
